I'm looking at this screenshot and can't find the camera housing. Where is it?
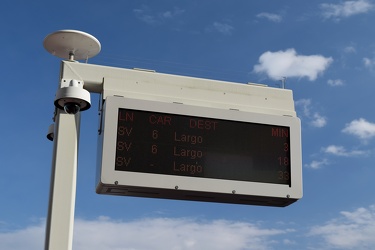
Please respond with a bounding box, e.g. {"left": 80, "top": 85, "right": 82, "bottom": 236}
{"left": 54, "top": 79, "right": 91, "bottom": 114}
{"left": 46, "top": 123, "right": 54, "bottom": 141}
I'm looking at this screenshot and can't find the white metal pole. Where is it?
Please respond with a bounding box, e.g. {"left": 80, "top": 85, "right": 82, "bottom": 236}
{"left": 45, "top": 110, "right": 80, "bottom": 250}
{"left": 43, "top": 30, "right": 101, "bottom": 250}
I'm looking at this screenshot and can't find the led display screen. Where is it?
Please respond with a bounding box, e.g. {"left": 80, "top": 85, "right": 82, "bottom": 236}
{"left": 115, "top": 108, "right": 291, "bottom": 185}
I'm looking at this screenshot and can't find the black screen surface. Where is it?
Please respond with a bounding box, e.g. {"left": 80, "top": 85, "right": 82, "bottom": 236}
{"left": 115, "top": 108, "right": 291, "bottom": 185}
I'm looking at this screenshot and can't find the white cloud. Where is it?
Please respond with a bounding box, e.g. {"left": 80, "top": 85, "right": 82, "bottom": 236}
{"left": 342, "top": 118, "right": 375, "bottom": 140}
{"left": 295, "top": 99, "right": 327, "bottom": 128}
{"left": 4, "top": 207, "right": 375, "bottom": 249}
{"left": 295, "top": 98, "right": 312, "bottom": 117}
{"left": 256, "top": 12, "right": 282, "bottom": 22}
{"left": 160, "top": 8, "right": 185, "bottom": 19}
{"left": 344, "top": 46, "right": 356, "bottom": 53}
{"left": 309, "top": 205, "right": 375, "bottom": 249}
{"left": 211, "top": 22, "right": 234, "bottom": 35}
{"left": 311, "top": 113, "right": 327, "bottom": 128}
{"left": 0, "top": 217, "right": 291, "bottom": 250}
{"left": 323, "top": 145, "right": 367, "bottom": 157}
{"left": 253, "top": 48, "right": 333, "bottom": 81}
{"left": 305, "top": 159, "right": 329, "bottom": 169}
{"left": 320, "top": 0, "right": 374, "bottom": 20}
{"left": 282, "top": 238, "right": 296, "bottom": 245}
{"left": 133, "top": 5, "right": 157, "bottom": 25}
{"left": 327, "top": 79, "right": 344, "bottom": 86}
{"left": 133, "top": 5, "right": 184, "bottom": 25}
{"left": 0, "top": 220, "right": 45, "bottom": 250}
{"left": 363, "top": 57, "right": 375, "bottom": 69}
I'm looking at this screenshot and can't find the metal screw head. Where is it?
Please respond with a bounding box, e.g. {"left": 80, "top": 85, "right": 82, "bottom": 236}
{"left": 232, "top": 190, "right": 236, "bottom": 194}
{"left": 286, "top": 194, "right": 290, "bottom": 198}
{"left": 114, "top": 181, "right": 118, "bottom": 185}
{"left": 175, "top": 186, "right": 179, "bottom": 190}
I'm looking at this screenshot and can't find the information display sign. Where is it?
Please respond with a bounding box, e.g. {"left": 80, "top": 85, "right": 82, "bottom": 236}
{"left": 115, "top": 109, "right": 291, "bottom": 185}
{"left": 96, "top": 96, "right": 302, "bottom": 207}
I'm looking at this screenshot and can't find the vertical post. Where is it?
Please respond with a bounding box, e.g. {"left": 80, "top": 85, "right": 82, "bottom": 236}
{"left": 45, "top": 110, "right": 80, "bottom": 250}
{"left": 281, "top": 77, "right": 287, "bottom": 89}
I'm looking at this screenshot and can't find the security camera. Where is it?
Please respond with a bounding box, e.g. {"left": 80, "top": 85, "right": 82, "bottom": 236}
{"left": 63, "top": 102, "right": 81, "bottom": 114}
{"left": 46, "top": 123, "right": 54, "bottom": 141}
{"left": 54, "top": 79, "right": 91, "bottom": 114}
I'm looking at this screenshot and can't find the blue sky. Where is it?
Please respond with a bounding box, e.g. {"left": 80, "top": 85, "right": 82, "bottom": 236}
{"left": 1, "top": 0, "right": 375, "bottom": 249}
